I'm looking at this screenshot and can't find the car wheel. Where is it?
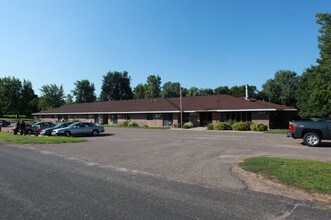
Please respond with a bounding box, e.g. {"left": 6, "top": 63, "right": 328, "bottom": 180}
{"left": 26, "top": 129, "right": 33, "bottom": 135}
{"left": 92, "top": 130, "right": 99, "bottom": 136}
{"left": 65, "top": 131, "right": 71, "bottom": 137}
{"left": 303, "top": 132, "right": 321, "bottom": 147}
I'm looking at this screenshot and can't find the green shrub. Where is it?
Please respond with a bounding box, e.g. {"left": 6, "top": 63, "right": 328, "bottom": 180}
{"left": 183, "top": 121, "right": 194, "bottom": 129}
{"left": 128, "top": 120, "right": 139, "bottom": 127}
{"left": 207, "top": 124, "right": 214, "bottom": 130}
{"left": 250, "top": 123, "right": 268, "bottom": 131}
{"left": 141, "top": 124, "right": 149, "bottom": 128}
{"left": 213, "top": 122, "right": 232, "bottom": 130}
{"left": 120, "top": 120, "right": 130, "bottom": 127}
{"left": 226, "top": 119, "right": 236, "bottom": 126}
{"left": 120, "top": 120, "right": 139, "bottom": 127}
{"left": 232, "top": 122, "right": 251, "bottom": 131}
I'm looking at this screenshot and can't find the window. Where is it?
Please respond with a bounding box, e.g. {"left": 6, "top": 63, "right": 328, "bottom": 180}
{"left": 147, "top": 114, "right": 153, "bottom": 120}
{"left": 125, "top": 114, "right": 130, "bottom": 120}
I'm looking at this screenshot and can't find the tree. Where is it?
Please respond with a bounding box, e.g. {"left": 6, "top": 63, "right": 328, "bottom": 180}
{"left": 162, "top": 82, "right": 181, "bottom": 98}
{"left": 66, "top": 94, "right": 74, "bottom": 105}
{"left": 214, "top": 86, "right": 230, "bottom": 95}
{"left": 316, "top": 13, "right": 331, "bottom": 67}
{"left": 0, "top": 77, "right": 22, "bottom": 117}
{"left": 144, "top": 75, "right": 161, "bottom": 98}
{"left": 100, "top": 71, "right": 133, "bottom": 101}
{"left": 187, "top": 87, "right": 200, "bottom": 96}
{"left": 296, "top": 66, "right": 331, "bottom": 118}
{"left": 72, "top": 79, "right": 96, "bottom": 103}
{"left": 229, "top": 85, "right": 257, "bottom": 98}
{"left": 262, "top": 71, "right": 298, "bottom": 106}
{"left": 133, "top": 83, "right": 146, "bottom": 99}
{"left": 20, "top": 80, "right": 39, "bottom": 117}
{"left": 0, "top": 77, "right": 38, "bottom": 117}
{"left": 39, "top": 84, "right": 65, "bottom": 110}
{"left": 199, "top": 88, "right": 214, "bottom": 96}
{"left": 296, "top": 13, "right": 331, "bottom": 118}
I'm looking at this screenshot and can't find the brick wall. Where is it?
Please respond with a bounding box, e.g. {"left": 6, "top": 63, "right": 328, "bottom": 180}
{"left": 252, "top": 111, "right": 270, "bottom": 128}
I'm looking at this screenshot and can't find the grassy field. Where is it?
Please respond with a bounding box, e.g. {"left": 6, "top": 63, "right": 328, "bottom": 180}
{"left": 239, "top": 157, "right": 331, "bottom": 195}
{"left": 0, "top": 132, "right": 86, "bottom": 144}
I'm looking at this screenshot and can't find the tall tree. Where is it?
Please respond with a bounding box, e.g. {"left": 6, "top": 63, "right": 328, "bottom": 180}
{"left": 296, "top": 13, "right": 331, "bottom": 118}
{"left": 39, "top": 84, "right": 65, "bottom": 110}
{"left": 20, "top": 80, "right": 38, "bottom": 117}
{"left": 214, "top": 86, "right": 230, "bottom": 95}
{"left": 162, "top": 82, "right": 180, "bottom": 98}
{"left": 72, "top": 79, "right": 96, "bottom": 103}
{"left": 262, "top": 70, "right": 298, "bottom": 106}
{"left": 144, "top": 75, "right": 161, "bottom": 98}
{"left": 296, "top": 66, "right": 330, "bottom": 118}
{"left": 66, "top": 94, "right": 74, "bottom": 105}
{"left": 0, "top": 77, "right": 22, "bottom": 117}
{"left": 316, "top": 13, "right": 331, "bottom": 67}
{"left": 100, "top": 71, "right": 133, "bottom": 101}
{"left": 133, "top": 83, "right": 146, "bottom": 99}
{"left": 187, "top": 86, "right": 200, "bottom": 96}
{"left": 199, "top": 88, "right": 214, "bottom": 96}
{"left": 229, "top": 85, "right": 257, "bottom": 98}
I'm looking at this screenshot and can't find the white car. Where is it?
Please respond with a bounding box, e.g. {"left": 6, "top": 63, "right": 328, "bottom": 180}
{"left": 51, "top": 122, "right": 105, "bottom": 137}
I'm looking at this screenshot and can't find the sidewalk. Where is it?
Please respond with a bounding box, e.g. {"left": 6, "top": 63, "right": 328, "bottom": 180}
{"left": 169, "top": 127, "right": 207, "bottom": 131}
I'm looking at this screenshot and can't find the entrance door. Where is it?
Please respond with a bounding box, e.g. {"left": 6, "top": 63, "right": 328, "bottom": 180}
{"left": 102, "top": 114, "right": 109, "bottom": 125}
{"left": 110, "top": 114, "right": 118, "bottom": 124}
{"left": 163, "top": 114, "right": 173, "bottom": 126}
{"left": 200, "top": 112, "right": 212, "bottom": 126}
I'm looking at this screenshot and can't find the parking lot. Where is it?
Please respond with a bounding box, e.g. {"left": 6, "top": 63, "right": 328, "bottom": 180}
{"left": 8, "top": 127, "right": 329, "bottom": 192}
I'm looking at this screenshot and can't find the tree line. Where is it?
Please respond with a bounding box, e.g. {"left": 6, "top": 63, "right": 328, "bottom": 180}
{"left": 0, "top": 13, "right": 330, "bottom": 119}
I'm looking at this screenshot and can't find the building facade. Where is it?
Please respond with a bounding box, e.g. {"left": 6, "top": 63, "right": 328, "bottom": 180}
{"left": 33, "top": 95, "right": 297, "bottom": 129}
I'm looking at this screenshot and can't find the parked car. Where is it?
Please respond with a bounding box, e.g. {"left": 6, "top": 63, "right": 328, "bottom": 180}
{"left": 40, "top": 122, "right": 73, "bottom": 136}
{"left": 0, "top": 120, "right": 11, "bottom": 127}
{"left": 51, "top": 122, "right": 105, "bottom": 137}
{"left": 25, "top": 122, "right": 56, "bottom": 135}
{"left": 287, "top": 118, "right": 331, "bottom": 147}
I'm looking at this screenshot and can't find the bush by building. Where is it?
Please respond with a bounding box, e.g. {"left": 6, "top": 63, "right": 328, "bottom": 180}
{"left": 213, "top": 122, "right": 232, "bottom": 130}
{"left": 250, "top": 123, "right": 268, "bottom": 131}
{"left": 183, "top": 121, "right": 194, "bottom": 129}
{"left": 232, "top": 122, "right": 251, "bottom": 131}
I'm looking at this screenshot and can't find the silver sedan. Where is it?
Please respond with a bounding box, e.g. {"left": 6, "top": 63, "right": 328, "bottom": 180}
{"left": 51, "top": 122, "right": 105, "bottom": 137}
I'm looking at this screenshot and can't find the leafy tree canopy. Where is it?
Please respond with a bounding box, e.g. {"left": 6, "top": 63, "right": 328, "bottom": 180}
{"left": 162, "top": 81, "right": 181, "bottom": 98}
{"left": 72, "top": 79, "right": 96, "bottom": 103}
{"left": 100, "top": 71, "right": 133, "bottom": 101}
{"left": 39, "top": 84, "right": 65, "bottom": 110}
{"left": 0, "top": 77, "right": 22, "bottom": 117}
{"left": 133, "top": 83, "right": 146, "bottom": 99}
{"left": 296, "top": 13, "right": 331, "bottom": 118}
{"left": 262, "top": 70, "right": 298, "bottom": 107}
{"left": 144, "top": 75, "right": 162, "bottom": 98}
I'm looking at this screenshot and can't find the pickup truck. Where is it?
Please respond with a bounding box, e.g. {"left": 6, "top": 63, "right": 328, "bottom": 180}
{"left": 287, "top": 118, "right": 331, "bottom": 147}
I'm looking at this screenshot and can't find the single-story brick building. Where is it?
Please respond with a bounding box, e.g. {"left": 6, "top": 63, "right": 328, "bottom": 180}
{"left": 32, "top": 94, "right": 297, "bottom": 129}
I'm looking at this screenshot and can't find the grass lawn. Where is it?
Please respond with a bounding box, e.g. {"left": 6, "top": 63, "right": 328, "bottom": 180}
{"left": 264, "top": 129, "right": 288, "bottom": 134}
{"left": 0, "top": 132, "right": 86, "bottom": 144}
{"left": 239, "top": 157, "right": 331, "bottom": 195}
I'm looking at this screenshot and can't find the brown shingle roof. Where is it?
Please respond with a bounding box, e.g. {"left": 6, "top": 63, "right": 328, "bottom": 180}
{"left": 33, "top": 95, "right": 296, "bottom": 115}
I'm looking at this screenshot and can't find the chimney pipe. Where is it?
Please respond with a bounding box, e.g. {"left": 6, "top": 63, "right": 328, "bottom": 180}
{"left": 245, "top": 84, "right": 250, "bottom": 101}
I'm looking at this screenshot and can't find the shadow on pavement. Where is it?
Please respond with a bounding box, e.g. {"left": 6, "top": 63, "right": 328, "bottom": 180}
{"left": 300, "top": 141, "right": 331, "bottom": 148}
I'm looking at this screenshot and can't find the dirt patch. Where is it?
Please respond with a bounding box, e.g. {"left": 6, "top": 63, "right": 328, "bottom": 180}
{"left": 232, "top": 162, "right": 331, "bottom": 205}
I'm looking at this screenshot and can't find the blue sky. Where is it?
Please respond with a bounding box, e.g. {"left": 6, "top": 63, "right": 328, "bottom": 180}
{"left": 0, "top": 0, "right": 330, "bottom": 96}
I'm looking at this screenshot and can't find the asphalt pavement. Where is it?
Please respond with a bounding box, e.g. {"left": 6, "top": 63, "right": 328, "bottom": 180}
{"left": 0, "top": 143, "right": 330, "bottom": 219}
